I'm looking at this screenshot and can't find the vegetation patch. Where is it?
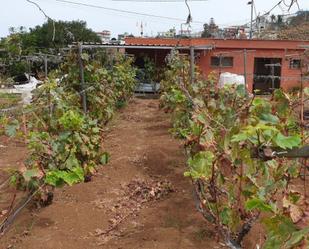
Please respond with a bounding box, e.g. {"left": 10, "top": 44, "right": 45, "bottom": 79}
{"left": 160, "top": 50, "right": 309, "bottom": 249}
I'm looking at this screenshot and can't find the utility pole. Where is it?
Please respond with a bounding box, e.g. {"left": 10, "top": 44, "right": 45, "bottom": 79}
{"left": 219, "top": 53, "right": 223, "bottom": 78}
{"left": 243, "top": 49, "right": 247, "bottom": 90}
{"left": 249, "top": 0, "right": 254, "bottom": 39}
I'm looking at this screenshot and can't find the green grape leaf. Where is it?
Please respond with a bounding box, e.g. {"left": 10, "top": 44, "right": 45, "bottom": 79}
{"left": 285, "top": 227, "right": 309, "bottom": 248}
{"left": 45, "top": 170, "right": 64, "bottom": 187}
{"left": 185, "top": 151, "right": 214, "bottom": 179}
{"left": 231, "top": 133, "right": 248, "bottom": 142}
{"left": 245, "top": 198, "right": 273, "bottom": 212}
{"left": 5, "top": 119, "right": 20, "bottom": 137}
{"left": 64, "top": 154, "right": 80, "bottom": 169}
{"left": 100, "top": 152, "right": 110, "bottom": 165}
{"left": 45, "top": 167, "right": 84, "bottom": 187}
{"left": 260, "top": 113, "right": 279, "bottom": 124}
{"left": 23, "top": 168, "right": 41, "bottom": 182}
{"left": 273, "top": 133, "right": 301, "bottom": 149}
{"left": 59, "top": 170, "right": 83, "bottom": 186}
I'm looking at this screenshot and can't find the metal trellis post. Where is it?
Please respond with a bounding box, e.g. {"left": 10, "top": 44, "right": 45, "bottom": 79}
{"left": 190, "top": 46, "right": 195, "bottom": 85}
{"left": 78, "top": 42, "right": 87, "bottom": 113}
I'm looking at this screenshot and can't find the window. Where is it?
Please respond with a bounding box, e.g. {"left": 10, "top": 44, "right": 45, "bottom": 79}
{"left": 221, "top": 57, "right": 234, "bottom": 67}
{"left": 289, "top": 59, "right": 301, "bottom": 69}
{"left": 211, "top": 56, "right": 233, "bottom": 67}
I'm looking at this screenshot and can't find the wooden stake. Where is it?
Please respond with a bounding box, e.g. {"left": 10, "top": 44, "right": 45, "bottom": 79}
{"left": 22, "top": 112, "right": 28, "bottom": 143}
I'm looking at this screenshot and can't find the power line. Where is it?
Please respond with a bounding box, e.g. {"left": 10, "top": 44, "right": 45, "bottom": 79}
{"left": 45, "top": 0, "right": 204, "bottom": 24}
{"left": 242, "top": 1, "right": 282, "bottom": 27}
{"left": 252, "top": 0, "right": 301, "bottom": 23}
{"left": 25, "top": 0, "right": 56, "bottom": 41}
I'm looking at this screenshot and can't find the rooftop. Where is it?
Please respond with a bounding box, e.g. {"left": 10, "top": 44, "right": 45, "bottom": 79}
{"left": 125, "top": 37, "right": 309, "bottom": 50}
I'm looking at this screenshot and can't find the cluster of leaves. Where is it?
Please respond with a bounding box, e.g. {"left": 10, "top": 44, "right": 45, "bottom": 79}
{"left": 160, "top": 50, "right": 193, "bottom": 137}
{"left": 60, "top": 51, "right": 136, "bottom": 122}
{"left": 11, "top": 82, "right": 106, "bottom": 190}
{"left": 160, "top": 50, "right": 309, "bottom": 248}
{"left": 2, "top": 49, "right": 136, "bottom": 203}
{"left": 135, "top": 56, "right": 156, "bottom": 83}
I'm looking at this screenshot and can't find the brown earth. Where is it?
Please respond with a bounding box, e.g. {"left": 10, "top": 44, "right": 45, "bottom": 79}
{"left": 0, "top": 136, "right": 27, "bottom": 219}
{"left": 1, "top": 98, "right": 223, "bottom": 249}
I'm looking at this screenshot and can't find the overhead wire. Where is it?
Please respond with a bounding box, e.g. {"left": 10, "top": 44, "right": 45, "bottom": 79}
{"left": 43, "top": 0, "right": 205, "bottom": 24}
{"left": 25, "top": 0, "right": 56, "bottom": 42}
{"left": 243, "top": 1, "right": 285, "bottom": 27}
{"left": 252, "top": 0, "right": 302, "bottom": 24}
{"left": 26, "top": 0, "right": 303, "bottom": 37}
{"left": 287, "top": 0, "right": 300, "bottom": 11}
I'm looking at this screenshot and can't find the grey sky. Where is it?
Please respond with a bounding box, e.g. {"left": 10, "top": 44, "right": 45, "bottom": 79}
{"left": 1, "top": 0, "right": 309, "bottom": 38}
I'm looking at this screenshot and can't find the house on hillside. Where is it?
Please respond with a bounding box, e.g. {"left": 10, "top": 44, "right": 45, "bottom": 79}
{"left": 96, "top": 30, "right": 111, "bottom": 44}
{"left": 125, "top": 37, "right": 309, "bottom": 94}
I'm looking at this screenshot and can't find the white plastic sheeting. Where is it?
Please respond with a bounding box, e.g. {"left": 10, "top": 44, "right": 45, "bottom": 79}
{"left": 219, "top": 72, "right": 245, "bottom": 88}
{"left": 13, "top": 75, "right": 40, "bottom": 105}
{"left": 13, "top": 76, "right": 39, "bottom": 91}
{"left": 0, "top": 75, "right": 41, "bottom": 106}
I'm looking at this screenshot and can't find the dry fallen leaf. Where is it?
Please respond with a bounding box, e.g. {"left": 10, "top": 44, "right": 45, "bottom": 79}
{"left": 290, "top": 204, "right": 304, "bottom": 223}
{"left": 283, "top": 196, "right": 304, "bottom": 223}
{"left": 0, "top": 209, "right": 8, "bottom": 217}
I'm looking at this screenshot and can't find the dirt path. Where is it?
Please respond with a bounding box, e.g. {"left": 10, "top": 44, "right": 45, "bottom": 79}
{"left": 2, "top": 98, "right": 220, "bottom": 249}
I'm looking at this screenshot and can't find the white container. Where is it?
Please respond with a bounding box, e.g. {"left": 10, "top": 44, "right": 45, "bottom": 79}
{"left": 219, "top": 72, "right": 245, "bottom": 88}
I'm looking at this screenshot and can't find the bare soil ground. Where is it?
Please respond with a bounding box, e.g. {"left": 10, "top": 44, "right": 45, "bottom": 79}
{"left": 0, "top": 136, "right": 27, "bottom": 220}
{"left": 1, "top": 98, "right": 222, "bottom": 249}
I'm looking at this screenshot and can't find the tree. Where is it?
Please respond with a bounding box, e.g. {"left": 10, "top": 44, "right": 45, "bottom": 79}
{"left": 277, "top": 15, "right": 284, "bottom": 27}
{"left": 201, "top": 18, "right": 219, "bottom": 38}
{"left": 201, "top": 23, "right": 211, "bottom": 38}
{"left": 0, "top": 20, "right": 101, "bottom": 76}
{"left": 2, "top": 20, "right": 100, "bottom": 54}
{"left": 21, "top": 20, "right": 100, "bottom": 50}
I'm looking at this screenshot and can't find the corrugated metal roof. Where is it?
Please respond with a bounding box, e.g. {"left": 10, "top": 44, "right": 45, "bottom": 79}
{"left": 76, "top": 42, "right": 213, "bottom": 50}
{"left": 124, "top": 37, "right": 309, "bottom": 50}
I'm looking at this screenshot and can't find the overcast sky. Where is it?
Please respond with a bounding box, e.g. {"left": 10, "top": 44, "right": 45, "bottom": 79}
{"left": 1, "top": 0, "right": 309, "bottom": 38}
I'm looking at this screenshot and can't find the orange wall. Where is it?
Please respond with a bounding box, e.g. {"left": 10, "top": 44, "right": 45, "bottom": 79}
{"left": 125, "top": 38, "right": 309, "bottom": 92}
{"left": 197, "top": 49, "right": 305, "bottom": 92}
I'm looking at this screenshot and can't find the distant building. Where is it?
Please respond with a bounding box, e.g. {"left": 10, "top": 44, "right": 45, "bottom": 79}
{"left": 157, "top": 28, "right": 176, "bottom": 38}
{"left": 96, "top": 30, "right": 111, "bottom": 43}
{"left": 223, "top": 26, "right": 241, "bottom": 39}
{"left": 117, "top": 33, "right": 131, "bottom": 45}
{"left": 222, "top": 26, "right": 250, "bottom": 39}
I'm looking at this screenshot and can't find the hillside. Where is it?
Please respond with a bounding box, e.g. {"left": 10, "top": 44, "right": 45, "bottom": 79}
{"left": 278, "top": 22, "right": 309, "bottom": 40}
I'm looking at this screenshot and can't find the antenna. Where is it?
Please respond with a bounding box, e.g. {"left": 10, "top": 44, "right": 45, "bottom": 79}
{"left": 137, "top": 21, "right": 146, "bottom": 37}
{"left": 180, "top": 0, "right": 193, "bottom": 36}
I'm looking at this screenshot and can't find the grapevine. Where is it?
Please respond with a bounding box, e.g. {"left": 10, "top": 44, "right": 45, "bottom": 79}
{"left": 0, "top": 49, "right": 136, "bottom": 206}
{"left": 160, "top": 50, "right": 309, "bottom": 248}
